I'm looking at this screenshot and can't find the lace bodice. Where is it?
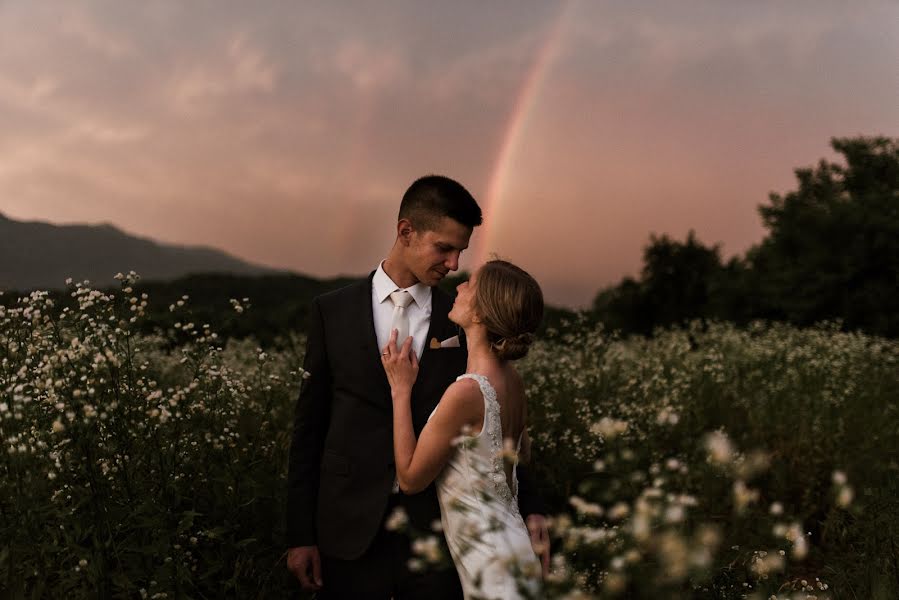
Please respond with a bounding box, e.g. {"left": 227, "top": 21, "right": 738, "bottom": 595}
{"left": 455, "top": 373, "right": 520, "bottom": 508}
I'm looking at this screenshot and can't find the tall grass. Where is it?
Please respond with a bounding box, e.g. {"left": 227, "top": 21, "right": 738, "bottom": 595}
{"left": 0, "top": 277, "right": 300, "bottom": 598}
{"left": 523, "top": 318, "right": 898, "bottom": 599}
{"left": 1, "top": 278, "right": 896, "bottom": 598}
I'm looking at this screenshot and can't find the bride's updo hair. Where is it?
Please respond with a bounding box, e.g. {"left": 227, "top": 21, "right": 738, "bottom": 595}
{"left": 474, "top": 260, "right": 544, "bottom": 361}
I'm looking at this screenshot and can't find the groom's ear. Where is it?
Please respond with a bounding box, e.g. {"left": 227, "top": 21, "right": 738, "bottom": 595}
{"left": 397, "top": 218, "right": 414, "bottom": 245}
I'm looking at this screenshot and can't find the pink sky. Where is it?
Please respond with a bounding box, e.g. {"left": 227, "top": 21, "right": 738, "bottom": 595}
{"left": 1, "top": 1, "right": 896, "bottom": 307}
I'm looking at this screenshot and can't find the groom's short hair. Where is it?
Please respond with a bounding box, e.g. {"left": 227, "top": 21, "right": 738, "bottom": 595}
{"left": 399, "top": 175, "right": 482, "bottom": 232}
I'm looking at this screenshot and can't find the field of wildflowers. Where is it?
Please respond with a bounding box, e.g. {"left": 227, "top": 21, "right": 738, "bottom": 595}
{"left": 1, "top": 275, "right": 896, "bottom": 598}
{"left": 521, "top": 318, "right": 898, "bottom": 599}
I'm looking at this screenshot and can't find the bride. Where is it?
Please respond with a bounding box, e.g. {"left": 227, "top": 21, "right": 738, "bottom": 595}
{"left": 381, "top": 259, "right": 544, "bottom": 599}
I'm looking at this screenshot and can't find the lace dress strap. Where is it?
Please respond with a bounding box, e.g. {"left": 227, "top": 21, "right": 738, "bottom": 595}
{"left": 455, "top": 373, "right": 519, "bottom": 506}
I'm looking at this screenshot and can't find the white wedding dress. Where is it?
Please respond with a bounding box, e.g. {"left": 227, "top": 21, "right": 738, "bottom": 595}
{"left": 429, "top": 373, "right": 542, "bottom": 599}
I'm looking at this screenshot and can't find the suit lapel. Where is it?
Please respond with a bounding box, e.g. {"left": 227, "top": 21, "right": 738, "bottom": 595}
{"left": 411, "top": 287, "right": 468, "bottom": 430}
{"left": 356, "top": 272, "right": 391, "bottom": 395}
{"left": 358, "top": 272, "right": 379, "bottom": 352}
{"left": 419, "top": 287, "right": 454, "bottom": 367}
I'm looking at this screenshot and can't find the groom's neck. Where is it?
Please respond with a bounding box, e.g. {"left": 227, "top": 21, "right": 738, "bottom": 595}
{"left": 382, "top": 256, "right": 420, "bottom": 289}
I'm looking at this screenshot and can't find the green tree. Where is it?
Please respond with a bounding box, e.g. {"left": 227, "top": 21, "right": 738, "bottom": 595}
{"left": 594, "top": 231, "right": 726, "bottom": 335}
{"left": 593, "top": 136, "right": 899, "bottom": 338}
{"left": 747, "top": 136, "right": 899, "bottom": 336}
{"left": 640, "top": 231, "right": 725, "bottom": 327}
{"left": 592, "top": 276, "right": 648, "bottom": 334}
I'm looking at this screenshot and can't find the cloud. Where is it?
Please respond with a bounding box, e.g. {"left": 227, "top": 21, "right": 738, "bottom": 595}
{"left": 0, "top": 74, "right": 60, "bottom": 110}
{"left": 329, "top": 40, "right": 409, "bottom": 92}
{"left": 168, "top": 33, "right": 278, "bottom": 114}
{"left": 0, "top": 0, "right": 895, "bottom": 306}
{"left": 57, "top": 6, "right": 136, "bottom": 59}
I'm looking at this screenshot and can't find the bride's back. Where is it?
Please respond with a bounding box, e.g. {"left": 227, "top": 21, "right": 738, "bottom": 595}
{"left": 481, "top": 362, "right": 529, "bottom": 487}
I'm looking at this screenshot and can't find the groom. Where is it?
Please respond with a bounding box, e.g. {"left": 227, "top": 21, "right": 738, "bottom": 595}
{"left": 286, "top": 175, "right": 547, "bottom": 599}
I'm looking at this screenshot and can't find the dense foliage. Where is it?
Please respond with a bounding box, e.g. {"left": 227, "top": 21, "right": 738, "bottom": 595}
{"left": 0, "top": 272, "right": 577, "bottom": 352}
{"left": 523, "top": 318, "right": 898, "bottom": 598}
{"left": 594, "top": 136, "right": 899, "bottom": 338}
{"left": 0, "top": 276, "right": 301, "bottom": 598}
{"left": 2, "top": 276, "right": 896, "bottom": 598}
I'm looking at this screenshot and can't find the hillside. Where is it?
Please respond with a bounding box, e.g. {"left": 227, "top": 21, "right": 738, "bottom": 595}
{"left": 0, "top": 212, "right": 275, "bottom": 291}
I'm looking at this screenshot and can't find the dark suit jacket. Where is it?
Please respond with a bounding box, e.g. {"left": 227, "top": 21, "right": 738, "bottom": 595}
{"left": 286, "top": 273, "right": 545, "bottom": 560}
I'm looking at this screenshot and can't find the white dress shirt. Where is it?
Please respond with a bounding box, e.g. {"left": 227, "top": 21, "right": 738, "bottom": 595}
{"left": 372, "top": 262, "right": 432, "bottom": 360}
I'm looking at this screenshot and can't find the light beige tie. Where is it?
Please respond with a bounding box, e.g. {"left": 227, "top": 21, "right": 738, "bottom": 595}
{"left": 389, "top": 291, "right": 413, "bottom": 495}
{"left": 389, "top": 290, "right": 414, "bottom": 346}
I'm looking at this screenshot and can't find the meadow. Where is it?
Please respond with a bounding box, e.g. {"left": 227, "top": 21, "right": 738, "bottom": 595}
{"left": 1, "top": 275, "right": 897, "bottom": 599}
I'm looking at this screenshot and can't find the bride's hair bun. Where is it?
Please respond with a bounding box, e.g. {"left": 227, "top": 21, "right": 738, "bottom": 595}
{"left": 491, "top": 332, "right": 535, "bottom": 361}
{"left": 474, "top": 260, "right": 544, "bottom": 361}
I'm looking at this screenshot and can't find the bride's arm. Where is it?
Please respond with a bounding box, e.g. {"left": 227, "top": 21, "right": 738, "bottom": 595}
{"left": 392, "top": 380, "right": 481, "bottom": 493}
{"left": 382, "top": 331, "right": 481, "bottom": 494}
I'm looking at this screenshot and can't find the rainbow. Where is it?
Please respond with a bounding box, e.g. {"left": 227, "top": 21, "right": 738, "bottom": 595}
{"left": 476, "top": 1, "right": 577, "bottom": 264}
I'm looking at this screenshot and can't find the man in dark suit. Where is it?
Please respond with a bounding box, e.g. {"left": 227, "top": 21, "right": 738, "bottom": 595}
{"left": 286, "top": 175, "right": 547, "bottom": 599}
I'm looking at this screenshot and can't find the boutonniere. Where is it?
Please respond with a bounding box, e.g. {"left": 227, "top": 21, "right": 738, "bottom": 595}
{"left": 429, "top": 335, "right": 461, "bottom": 349}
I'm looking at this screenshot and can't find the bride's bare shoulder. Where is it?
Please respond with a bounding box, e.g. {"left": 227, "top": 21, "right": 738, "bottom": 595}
{"left": 447, "top": 376, "right": 481, "bottom": 394}
{"left": 442, "top": 377, "right": 485, "bottom": 409}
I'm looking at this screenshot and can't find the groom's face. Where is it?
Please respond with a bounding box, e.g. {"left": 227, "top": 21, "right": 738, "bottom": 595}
{"left": 405, "top": 216, "right": 472, "bottom": 287}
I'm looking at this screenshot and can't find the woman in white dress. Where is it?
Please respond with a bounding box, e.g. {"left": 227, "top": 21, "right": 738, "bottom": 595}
{"left": 381, "top": 259, "right": 544, "bottom": 599}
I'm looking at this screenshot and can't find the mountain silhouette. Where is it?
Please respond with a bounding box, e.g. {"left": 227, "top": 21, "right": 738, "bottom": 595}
{"left": 0, "top": 212, "right": 278, "bottom": 291}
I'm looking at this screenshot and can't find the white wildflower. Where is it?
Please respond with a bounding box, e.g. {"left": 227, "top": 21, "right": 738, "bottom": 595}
{"left": 836, "top": 486, "right": 854, "bottom": 508}
{"left": 591, "top": 416, "right": 629, "bottom": 440}
{"left": 385, "top": 507, "right": 408, "bottom": 531}
{"left": 832, "top": 470, "right": 847, "bottom": 486}
{"left": 705, "top": 431, "right": 734, "bottom": 465}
